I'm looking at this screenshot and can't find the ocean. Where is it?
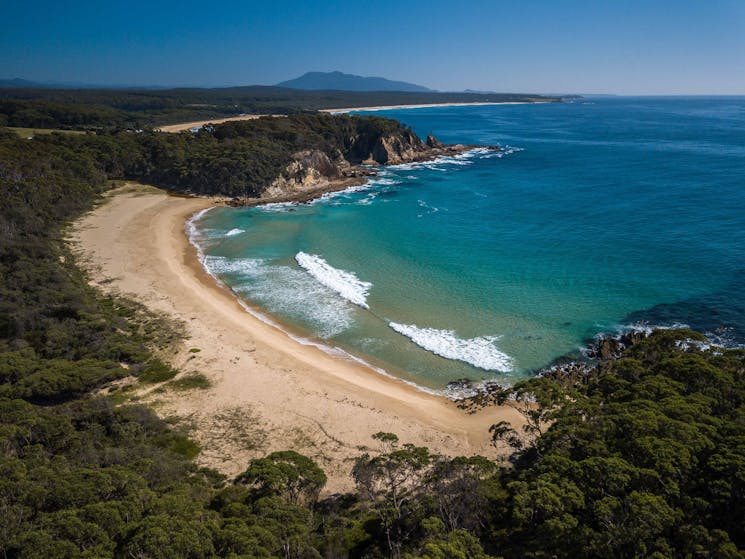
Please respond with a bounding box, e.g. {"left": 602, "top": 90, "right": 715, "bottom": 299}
{"left": 189, "top": 97, "right": 745, "bottom": 392}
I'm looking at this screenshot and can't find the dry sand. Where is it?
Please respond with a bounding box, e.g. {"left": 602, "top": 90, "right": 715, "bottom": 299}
{"left": 321, "top": 102, "right": 545, "bottom": 114}
{"left": 157, "top": 114, "right": 274, "bottom": 133}
{"left": 70, "top": 184, "right": 523, "bottom": 491}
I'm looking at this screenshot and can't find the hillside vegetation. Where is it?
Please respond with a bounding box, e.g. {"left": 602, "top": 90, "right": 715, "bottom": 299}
{"left": 0, "top": 120, "right": 743, "bottom": 557}
{"left": 0, "top": 86, "right": 559, "bottom": 130}
{"left": 1, "top": 114, "right": 431, "bottom": 199}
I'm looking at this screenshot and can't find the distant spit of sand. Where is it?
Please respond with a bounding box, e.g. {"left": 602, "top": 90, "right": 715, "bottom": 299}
{"left": 158, "top": 101, "right": 546, "bottom": 133}
{"left": 321, "top": 101, "right": 548, "bottom": 114}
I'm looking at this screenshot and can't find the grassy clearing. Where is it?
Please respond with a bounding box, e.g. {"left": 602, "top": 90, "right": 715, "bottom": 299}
{"left": 8, "top": 127, "right": 86, "bottom": 138}
{"left": 105, "top": 181, "right": 165, "bottom": 196}
{"left": 207, "top": 406, "right": 268, "bottom": 453}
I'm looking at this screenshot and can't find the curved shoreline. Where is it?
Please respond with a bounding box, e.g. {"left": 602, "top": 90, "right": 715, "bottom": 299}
{"left": 70, "top": 184, "right": 524, "bottom": 491}
{"left": 186, "top": 206, "right": 446, "bottom": 398}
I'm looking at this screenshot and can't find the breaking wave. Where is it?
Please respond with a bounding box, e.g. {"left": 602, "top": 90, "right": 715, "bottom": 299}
{"left": 204, "top": 255, "right": 354, "bottom": 338}
{"left": 295, "top": 252, "right": 372, "bottom": 309}
{"left": 388, "top": 322, "right": 514, "bottom": 372}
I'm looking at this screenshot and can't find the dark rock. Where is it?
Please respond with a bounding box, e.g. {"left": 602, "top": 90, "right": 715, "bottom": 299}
{"left": 586, "top": 329, "right": 649, "bottom": 361}
{"left": 539, "top": 361, "right": 597, "bottom": 388}
{"left": 426, "top": 134, "right": 444, "bottom": 148}
{"left": 446, "top": 378, "right": 474, "bottom": 391}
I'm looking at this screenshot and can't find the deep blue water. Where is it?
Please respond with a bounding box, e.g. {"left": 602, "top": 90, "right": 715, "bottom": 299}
{"left": 191, "top": 97, "right": 745, "bottom": 390}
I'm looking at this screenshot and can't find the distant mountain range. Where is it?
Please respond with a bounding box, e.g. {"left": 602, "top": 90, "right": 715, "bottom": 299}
{"left": 0, "top": 78, "right": 45, "bottom": 88}
{"left": 276, "top": 71, "right": 434, "bottom": 92}
{"left": 0, "top": 78, "right": 176, "bottom": 90}
{"left": 0, "top": 73, "right": 575, "bottom": 97}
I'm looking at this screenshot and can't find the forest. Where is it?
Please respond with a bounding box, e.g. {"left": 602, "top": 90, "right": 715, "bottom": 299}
{"left": 1, "top": 113, "right": 428, "bottom": 199}
{"left": 0, "top": 111, "right": 744, "bottom": 557}
{"left": 0, "top": 86, "right": 560, "bottom": 130}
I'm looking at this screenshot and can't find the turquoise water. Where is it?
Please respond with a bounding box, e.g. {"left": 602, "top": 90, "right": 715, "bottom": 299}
{"left": 191, "top": 97, "right": 745, "bottom": 390}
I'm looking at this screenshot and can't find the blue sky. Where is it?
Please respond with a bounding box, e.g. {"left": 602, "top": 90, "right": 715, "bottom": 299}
{"left": 2, "top": 0, "right": 744, "bottom": 94}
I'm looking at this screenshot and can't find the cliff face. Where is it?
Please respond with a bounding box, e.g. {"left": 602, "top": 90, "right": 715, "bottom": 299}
{"left": 264, "top": 129, "right": 438, "bottom": 197}
{"left": 259, "top": 127, "right": 483, "bottom": 201}
{"left": 341, "top": 128, "right": 426, "bottom": 165}
{"left": 369, "top": 130, "right": 425, "bottom": 164}
{"left": 200, "top": 113, "right": 487, "bottom": 202}
{"left": 263, "top": 150, "right": 344, "bottom": 198}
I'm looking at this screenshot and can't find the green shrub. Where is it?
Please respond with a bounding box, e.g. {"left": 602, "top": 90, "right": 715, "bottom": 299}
{"left": 138, "top": 359, "right": 178, "bottom": 383}
{"left": 167, "top": 373, "right": 211, "bottom": 391}
{"left": 168, "top": 435, "right": 201, "bottom": 459}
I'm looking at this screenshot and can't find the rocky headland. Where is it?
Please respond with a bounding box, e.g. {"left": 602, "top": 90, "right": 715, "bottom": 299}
{"left": 227, "top": 120, "right": 499, "bottom": 206}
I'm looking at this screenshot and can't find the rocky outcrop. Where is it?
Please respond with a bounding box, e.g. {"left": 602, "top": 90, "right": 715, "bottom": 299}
{"left": 230, "top": 119, "right": 494, "bottom": 205}
{"left": 539, "top": 361, "right": 598, "bottom": 389}
{"left": 369, "top": 131, "right": 425, "bottom": 165}
{"left": 426, "top": 134, "right": 444, "bottom": 148}
{"left": 535, "top": 329, "right": 650, "bottom": 390}
{"left": 586, "top": 330, "right": 648, "bottom": 360}
{"left": 263, "top": 150, "right": 345, "bottom": 198}
{"left": 357, "top": 130, "right": 489, "bottom": 166}
{"left": 263, "top": 128, "right": 448, "bottom": 198}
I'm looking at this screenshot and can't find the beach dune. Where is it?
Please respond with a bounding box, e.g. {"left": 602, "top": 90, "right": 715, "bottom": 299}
{"left": 70, "top": 185, "right": 522, "bottom": 491}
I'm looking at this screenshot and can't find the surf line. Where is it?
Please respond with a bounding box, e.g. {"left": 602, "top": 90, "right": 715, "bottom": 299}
{"left": 293, "top": 251, "right": 514, "bottom": 372}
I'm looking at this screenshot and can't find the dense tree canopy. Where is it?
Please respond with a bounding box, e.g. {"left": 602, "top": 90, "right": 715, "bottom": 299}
{"left": 0, "top": 87, "right": 559, "bottom": 129}
{"left": 476, "top": 330, "right": 745, "bottom": 557}
{"left": 0, "top": 117, "right": 743, "bottom": 558}
{"left": 1, "top": 113, "right": 424, "bottom": 198}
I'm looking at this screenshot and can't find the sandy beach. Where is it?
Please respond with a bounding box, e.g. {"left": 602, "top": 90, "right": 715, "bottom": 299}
{"left": 321, "top": 101, "right": 547, "bottom": 114}
{"left": 157, "top": 114, "right": 274, "bottom": 133}
{"left": 70, "top": 184, "right": 523, "bottom": 491}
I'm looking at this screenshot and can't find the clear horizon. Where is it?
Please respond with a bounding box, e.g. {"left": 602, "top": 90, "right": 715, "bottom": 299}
{"left": 2, "top": 0, "right": 744, "bottom": 95}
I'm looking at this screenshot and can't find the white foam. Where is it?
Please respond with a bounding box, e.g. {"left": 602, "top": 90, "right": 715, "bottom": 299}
{"left": 389, "top": 322, "right": 514, "bottom": 372}
{"left": 614, "top": 322, "right": 744, "bottom": 351}
{"left": 181, "top": 258, "right": 449, "bottom": 396}
{"left": 185, "top": 211, "right": 484, "bottom": 398}
{"left": 226, "top": 228, "right": 245, "bottom": 237}
{"left": 295, "top": 252, "right": 372, "bottom": 309}
{"left": 385, "top": 147, "right": 491, "bottom": 172}
{"left": 258, "top": 201, "right": 299, "bottom": 213}
{"left": 416, "top": 199, "right": 441, "bottom": 216}
{"left": 185, "top": 207, "right": 217, "bottom": 260}
{"left": 616, "top": 321, "right": 690, "bottom": 337}
{"left": 368, "top": 177, "right": 401, "bottom": 186}
{"left": 204, "top": 255, "right": 354, "bottom": 338}
{"left": 307, "top": 182, "right": 379, "bottom": 206}
{"left": 387, "top": 162, "right": 417, "bottom": 171}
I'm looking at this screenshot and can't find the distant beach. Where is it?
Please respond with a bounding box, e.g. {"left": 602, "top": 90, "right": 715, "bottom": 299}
{"left": 157, "top": 102, "right": 547, "bottom": 133}
{"left": 321, "top": 101, "right": 548, "bottom": 114}
{"left": 157, "top": 114, "right": 266, "bottom": 133}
